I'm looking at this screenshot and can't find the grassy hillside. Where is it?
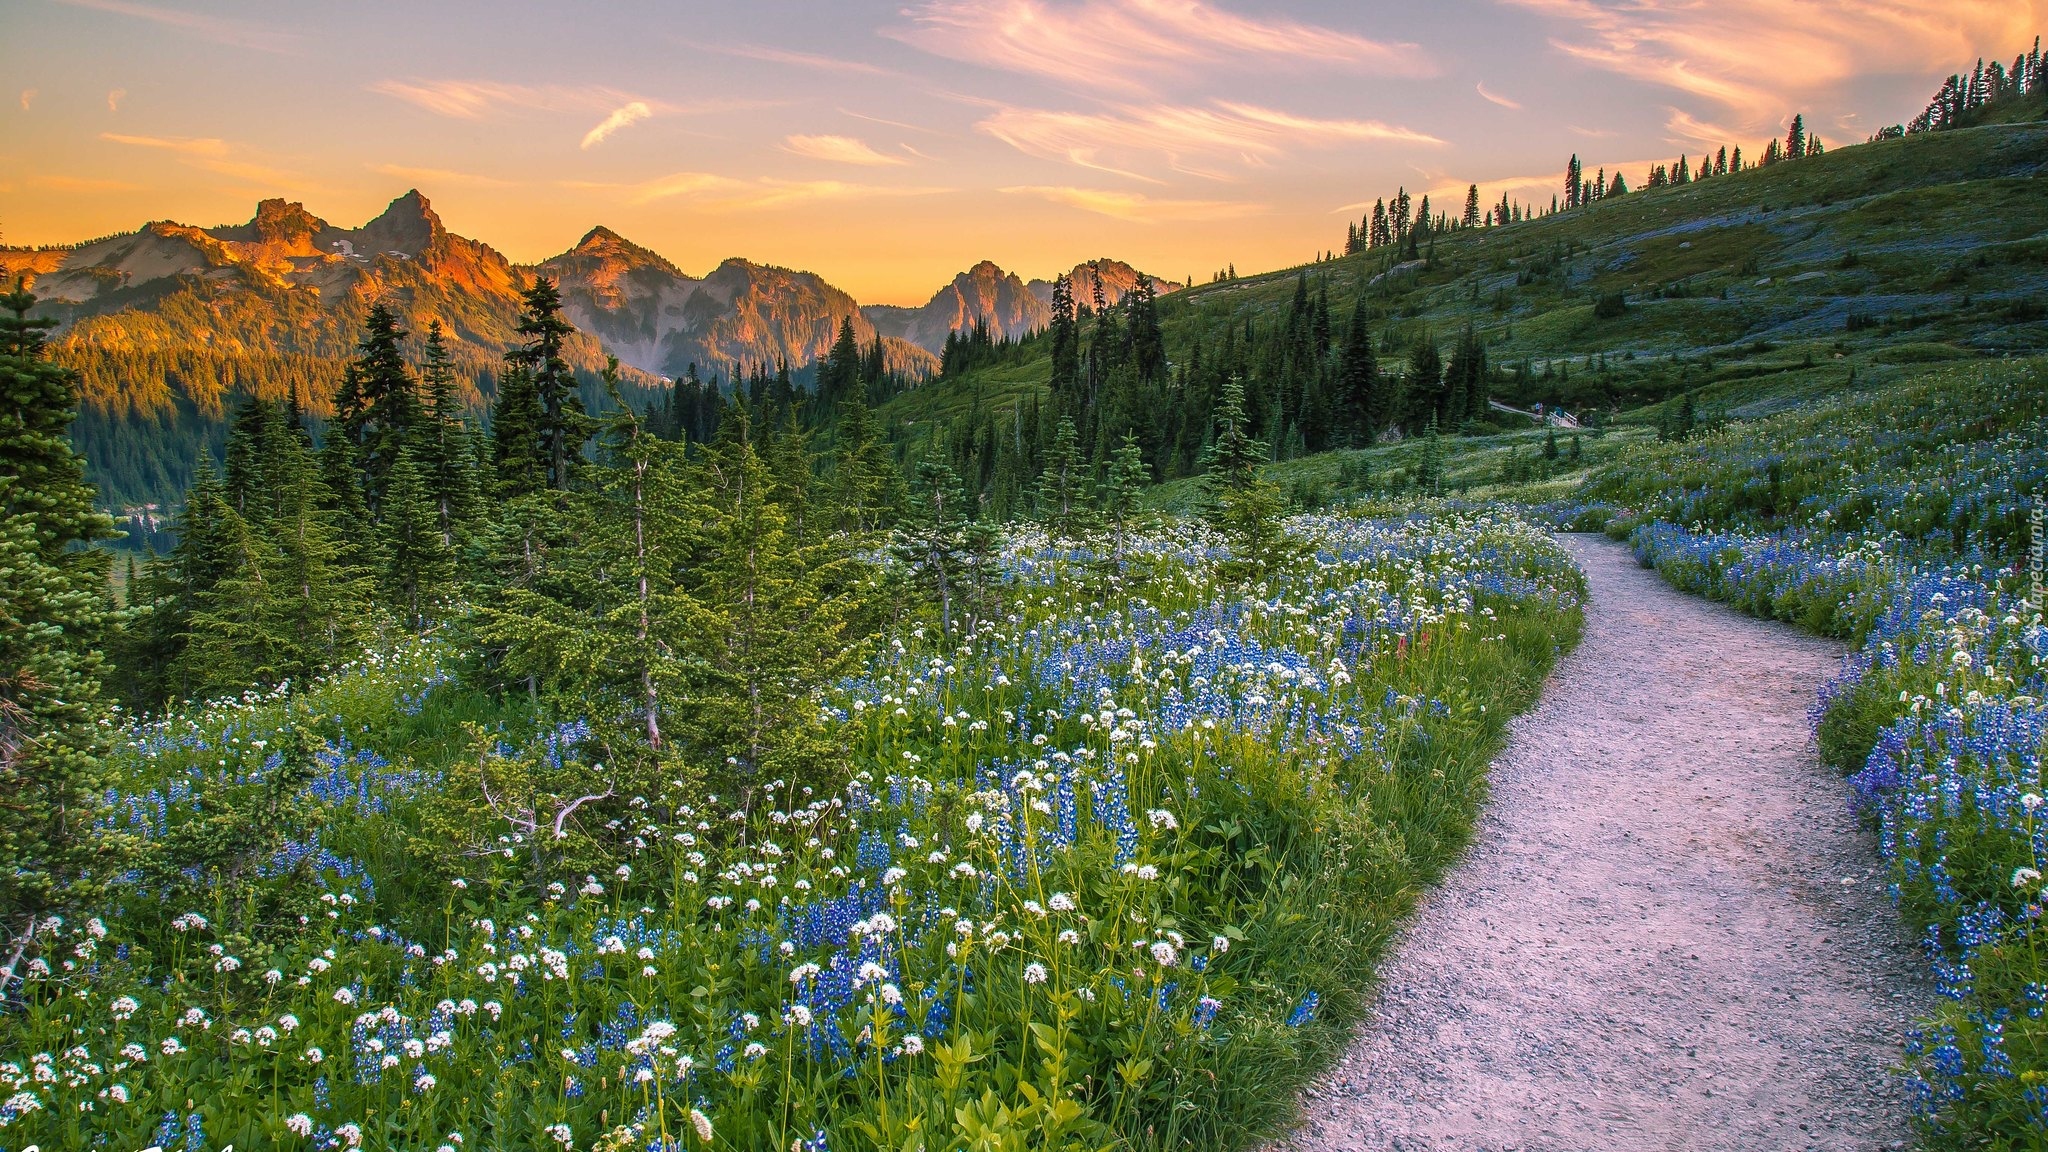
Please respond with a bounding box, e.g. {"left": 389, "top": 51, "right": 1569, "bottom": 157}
{"left": 888, "top": 121, "right": 2048, "bottom": 445}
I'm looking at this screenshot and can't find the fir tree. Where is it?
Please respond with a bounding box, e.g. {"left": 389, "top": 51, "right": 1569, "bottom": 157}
{"left": 1035, "top": 416, "right": 1091, "bottom": 540}
{"left": 1100, "top": 431, "right": 1150, "bottom": 568}
{"left": 0, "top": 282, "right": 121, "bottom": 980}
{"left": 1462, "top": 185, "right": 1482, "bottom": 228}
{"left": 508, "top": 278, "right": 589, "bottom": 492}
{"left": 1199, "top": 375, "right": 1287, "bottom": 577}
{"left": 1336, "top": 297, "right": 1380, "bottom": 445}
{"left": 1416, "top": 416, "right": 1445, "bottom": 494}
{"left": 334, "top": 303, "right": 420, "bottom": 513}
{"left": 893, "top": 457, "right": 968, "bottom": 633}
{"left": 817, "top": 317, "right": 865, "bottom": 413}
{"left": 491, "top": 361, "right": 546, "bottom": 499}
{"left": 829, "top": 395, "right": 896, "bottom": 534}
{"left": 222, "top": 393, "right": 278, "bottom": 520}
{"left": 417, "top": 320, "right": 479, "bottom": 547}
{"left": 380, "top": 445, "right": 454, "bottom": 629}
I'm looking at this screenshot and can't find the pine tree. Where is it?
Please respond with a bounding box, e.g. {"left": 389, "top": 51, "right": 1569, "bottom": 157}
{"left": 491, "top": 361, "right": 546, "bottom": 499}
{"left": 1048, "top": 273, "right": 1080, "bottom": 399}
{"left": 508, "top": 278, "right": 590, "bottom": 492}
{"left": 380, "top": 445, "right": 454, "bottom": 629}
{"left": 893, "top": 457, "right": 968, "bottom": 633}
{"left": 829, "top": 394, "right": 897, "bottom": 534}
{"left": 1035, "top": 415, "right": 1091, "bottom": 540}
{"left": 1786, "top": 114, "right": 1807, "bottom": 162}
{"left": 1200, "top": 375, "right": 1287, "bottom": 576}
{"left": 334, "top": 304, "right": 420, "bottom": 513}
{"left": 817, "top": 317, "right": 865, "bottom": 411}
{"left": 418, "top": 320, "right": 479, "bottom": 547}
{"left": 222, "top": 393, "right": 278, "bottom": 520}
{"left": 1335, "top": 297, "right": 1381, "bottom": 445}
{"left": 1416, "top": 416, "right": 1445, "bottom": 494}
{"left": 1100, "top": 431, "right": 1150, "bottom": 567}
{"left": 0, "top": 282, "right": 121, "bottom": 979}
{"left": 1462, "top": 185, "right": 1482, "bottom": 228}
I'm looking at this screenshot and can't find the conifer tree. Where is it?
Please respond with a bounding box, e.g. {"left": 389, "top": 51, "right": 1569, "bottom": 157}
{"left": 1416, "top": 416, "right": 1445, "bottom": 494}
{"left": 0, "top": 282, "right": 121, "bottom": 979}
{"left": 1462, "top": 185, "right": 1481, "bottom": 228}
{"left": 417, "top": 320, "right": 479, "bottom": 547}
{"left": 508, "top": 278, "right": 589, "bottom": 492}
{"left": 1336, "top": 296, "right": 1381, "bottom": 446}
{"left": 222, "top": 393, "right": 278, "bottom": 519}
{"left": 829, "top": 394, "right": 897, "bottom": 534}
{"left": 1786, "top": 114, "right": 1807, "bottom": 161}
{"left": 178, "top": 433, "right": 371, "bottom": 697}
{"left": 380, "top": 445, "right": 454, "bottom": 629}
{"left": 893, "top": 456, "right": 968, "bottom": 633}
{"left": 1035, "top": 415, "right": 1091, "bottom": 540}
{"left": 817, "top": 317, "right": 865, "bottom": 412}
{"left": 490, "top": 361, "right": 546, "bottom": 499}
{"left": 1200, "top": 375, "right": 1287, "bottom": 577}
{"left": 334, "top": 304, "right": 420, "bottom": 512}
{"left": 1100, "top": 431, "right": 1150, "bottom": 567}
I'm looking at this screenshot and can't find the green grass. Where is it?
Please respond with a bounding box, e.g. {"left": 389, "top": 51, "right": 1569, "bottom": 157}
{"left": 904, "top": 121, "right": 2048, "bottom": 433}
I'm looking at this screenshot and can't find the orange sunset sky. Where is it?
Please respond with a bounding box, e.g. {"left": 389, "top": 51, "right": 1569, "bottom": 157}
{"left": 4, "top": 0, "right": 2041, "bottom": 303}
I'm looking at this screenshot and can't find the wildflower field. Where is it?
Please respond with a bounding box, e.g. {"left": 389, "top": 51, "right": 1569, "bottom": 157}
{"left": 1567, "top": 358, "right": 2048, "bottom": 1144}
{"left": 0, "top": 510, "right": 1581, "bottom": 1152}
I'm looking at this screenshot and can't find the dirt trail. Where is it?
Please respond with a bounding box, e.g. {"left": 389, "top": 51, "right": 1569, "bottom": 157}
{"left": 1279, "top": 534, "right": 1928, "bottom": 1152}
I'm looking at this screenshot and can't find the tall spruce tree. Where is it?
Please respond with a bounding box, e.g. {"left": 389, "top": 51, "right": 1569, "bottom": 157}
{"left": 0, "top": 282, "right": 121, "bottom": 983}
{"left": 893, "top": 457, "right": 969, "bottom": 633}
{"left": 380, "top": 444, "right": 454, "bottom": 629}
{"left": 1100, "top": 431, "right": 1150, "bottom": 567}
{"left": 508, "top": 278, "right": 589, "bottom": 492}
{"left": 1035, "top": 416, "right": 1091, "bottom": 540}
{"left": 685, "top": 408, "right": 858, "bottom": 803}
{"left": 417, "top": 320, "right": 479, "bottom": 547}
{"left": 1336, "top": 296, "right": 1381, "bottom": 446}
{"left": 334, "top": 303, "right": 420, "bottom": 513}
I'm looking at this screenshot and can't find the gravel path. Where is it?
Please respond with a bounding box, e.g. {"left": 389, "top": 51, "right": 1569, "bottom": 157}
{"left": 1278, "top": 533, "right": 1929, "bottom": 1152}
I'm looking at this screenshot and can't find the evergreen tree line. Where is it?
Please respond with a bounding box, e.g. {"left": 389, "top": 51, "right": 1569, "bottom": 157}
{"left": 106, "top": 277, "right": 927, "bottom": 810}
{"left": 915, "top": 264, "right": 1520, "bottom": 534}
{"left": 1893, "top": 35, "right": 2044, "bottom": 136}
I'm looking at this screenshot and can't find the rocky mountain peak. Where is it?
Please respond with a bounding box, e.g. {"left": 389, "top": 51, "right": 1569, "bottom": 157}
{"left": 355, "top": 189, "right": 442, "bottom": 256}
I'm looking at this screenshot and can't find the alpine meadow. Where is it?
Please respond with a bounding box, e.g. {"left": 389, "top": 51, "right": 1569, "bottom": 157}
{"left": 2, "top": 5, "right": 2046, "bottom": 1151}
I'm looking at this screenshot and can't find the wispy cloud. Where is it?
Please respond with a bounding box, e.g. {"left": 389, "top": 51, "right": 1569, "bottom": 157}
{"left": 31, "top": 174, "right": 145, "bottom": 192}
{"left": 18, "top": 89, "right": 33, "bottom": 111}
{"left": 1001, "top": 185, "right": 1258, "bottom": 222}
{"left": 695, "top": 42, "right": 897, "bottom": 77}
{"left": 889, "top": 0, "right": 1432, "bottom": 94}
{"left": 572, "top": 172, "right": 950, "bottom": 211}
{"left": 581, "top": 101, "right": 652, "bottom": 149}
{"left": 1476, "top": 82, "right": 1521, "bottom": 110}
{"left": 56, "top": 0, "right": 299, "bottom": 53}
{"left": 371, "top": 79, "right": 639, "bottom": 120}
{"left": 371, "top": 163, "right": 515, "bottom": 189}
{"left": 100, "top": 131, "right": 298, "bottom": 187}
{"left": 107, "top": 88, "right": 126, "bottom": 112}
{"left": 784, "top": 134, "right": 910, "bottom": 166}
{"left": 100, "top": 131, "right": 229, "bottom": 156}
{"left": 839, "top": 108, "right": 949, "bottom": 136}
{"left": 981, "top": 101, "right": 1440, "bottom": 180}
{"left": 1502, "top": 0, "right": 2038, "bottom": 130}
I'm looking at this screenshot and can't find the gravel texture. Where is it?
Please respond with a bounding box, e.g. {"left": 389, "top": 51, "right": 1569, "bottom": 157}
{"left": 1276, "top": 533, "right": 1930, "bottom": 1152}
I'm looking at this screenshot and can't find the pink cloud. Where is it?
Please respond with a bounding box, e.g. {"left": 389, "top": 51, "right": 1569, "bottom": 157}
{"left": 1504, "top": 0, "right": 2041, "bottom": 130}
{"left": 888, "top": 0, "right": 1433, "bottom": 93}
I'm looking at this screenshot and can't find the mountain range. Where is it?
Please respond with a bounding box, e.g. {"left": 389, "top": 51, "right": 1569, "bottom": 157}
{"left": 1, "top": 190, "right": 1177, "bottom": 513}
{"left": 6, "top": 190, "right": 1179, "bottom": 388}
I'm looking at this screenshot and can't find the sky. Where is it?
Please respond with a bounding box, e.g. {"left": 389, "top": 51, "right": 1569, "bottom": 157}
{"left": 3, "top": 0, "right": 2040, "bottom": 304}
